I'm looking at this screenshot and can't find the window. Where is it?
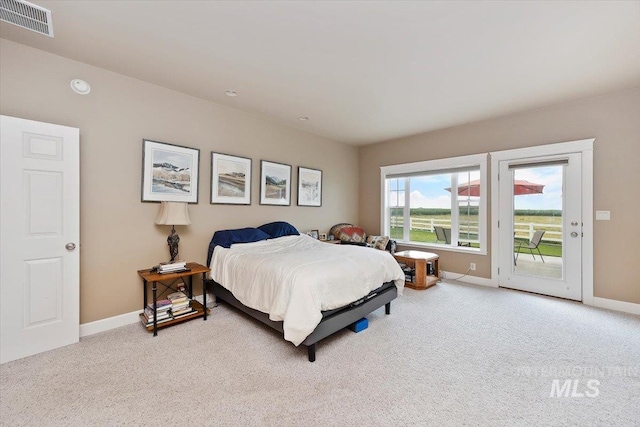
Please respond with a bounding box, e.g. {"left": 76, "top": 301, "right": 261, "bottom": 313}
{"left": 381, "top": 154, "right": 487, "bottom": 253}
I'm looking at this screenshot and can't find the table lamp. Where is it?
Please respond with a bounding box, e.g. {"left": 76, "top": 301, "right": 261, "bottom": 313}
{"left": 155, "top": 202, "right": 191, "bottom": 262}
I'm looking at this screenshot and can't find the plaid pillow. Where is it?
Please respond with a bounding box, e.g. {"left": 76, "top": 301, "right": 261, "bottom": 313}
{"left": 366, "top": 235, "right": 390, "bottom": 251}
{"left": 330, "top": 223, "right": 367, "bottom": 243}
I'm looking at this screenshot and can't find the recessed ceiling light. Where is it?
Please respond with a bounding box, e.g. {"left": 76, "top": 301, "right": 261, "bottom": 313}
{"left": 225, "top": 90, "right": 238, "bottom": 97}
{"left": 298, "top": 116, "right": 309, "bottom": 121}
{"left": 70, "top": 79, "right": 90, "bottom": 95}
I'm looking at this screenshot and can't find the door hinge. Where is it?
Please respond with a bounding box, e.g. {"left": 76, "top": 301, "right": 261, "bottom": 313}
{"left": 498, "top": 267, "right": 500, "bottom": 275}
{"left": 497, "top": 220, "right": 500, "bottom": 228}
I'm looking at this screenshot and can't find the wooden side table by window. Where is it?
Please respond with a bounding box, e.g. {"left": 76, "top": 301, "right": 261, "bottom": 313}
{"left": 320, "top": 239, "right": 341, "bottom": 244}
{"left": 137, "top": 262, "right": 211, "bottom": 336}
{"left": 393, "top": 250, "right": 439, "bottom": 290}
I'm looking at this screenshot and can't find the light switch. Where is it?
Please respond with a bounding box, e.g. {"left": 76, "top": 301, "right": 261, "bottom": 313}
{"left": 595, "top": 211, "right": 610, "bottom": 221}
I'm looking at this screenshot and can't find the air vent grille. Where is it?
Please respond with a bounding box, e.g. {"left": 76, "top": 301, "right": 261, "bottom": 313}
{"left": 0, "top": 0, "right": 53, "bottom": 37}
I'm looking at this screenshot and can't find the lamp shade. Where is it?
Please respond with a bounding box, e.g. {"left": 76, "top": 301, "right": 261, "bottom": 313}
{"left": 155, "top": 202, "right": 191, "bottom": 226}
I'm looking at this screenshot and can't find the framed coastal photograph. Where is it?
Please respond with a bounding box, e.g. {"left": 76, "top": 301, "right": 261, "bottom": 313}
{"left": 297, "top": 166, "right": 322, "bottom": 207}
{"left": 141, "top": 139, "right": 199, "bottom": 203}
{"left": 260, "top": 160, "right": 291, "bottom": 206}
{"left": 307, "top": 230, "right": 319, "bottom": 239}
{"left": 210, "top": 152, "right": 251, "bottom": 205}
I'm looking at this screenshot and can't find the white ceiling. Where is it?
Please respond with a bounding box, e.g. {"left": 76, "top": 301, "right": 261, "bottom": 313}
{"left": 1, "top": 1, "right": 639, "bottom": 145}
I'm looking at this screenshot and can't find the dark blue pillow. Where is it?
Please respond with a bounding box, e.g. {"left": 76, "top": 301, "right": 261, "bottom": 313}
{"left": 258, "top": 221, "right": 299, "bottom": 238}
{"left": 206, "top": 227, "right": 270, "bottom": 266}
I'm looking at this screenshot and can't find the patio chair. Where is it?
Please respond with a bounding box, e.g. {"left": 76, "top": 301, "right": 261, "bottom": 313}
{"left": 515, "top": 230, "right": 545, "bottom": 265}
{"left": 434, "top": 226, "right": 451, "bottom": 244}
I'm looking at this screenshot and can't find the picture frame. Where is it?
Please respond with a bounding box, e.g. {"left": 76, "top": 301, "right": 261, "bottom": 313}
{"left": 297, "top": 166, "right": 322, "bottom": 207}
{"left": 319, "top": 233, "right": 327, "bottom": 241}
{"left": 260, "top": 160, "right": 291, "bottom": 206}
{"left": 141, "top": 139, "right": 199, "bottom": 203}
{"left": 210, "top": 152, "right": 251, "bottom": 205}
{"left": 307, "top": 230, "right": 319, "bottom": 239}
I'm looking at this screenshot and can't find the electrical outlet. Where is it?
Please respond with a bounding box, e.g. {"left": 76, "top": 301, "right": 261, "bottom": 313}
{"left": 469, "top": 263, "right": 476, "bottom": 271}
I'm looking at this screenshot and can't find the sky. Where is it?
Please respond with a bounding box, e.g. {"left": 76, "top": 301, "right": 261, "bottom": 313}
{"left": 153, "top": 148, "right": 192, "bottom": 170}
{"left": 512, "top": 166, "right": 563, "bottom": 210}
{"left": 391, "top": 167, "right": 563, "bottom": 210}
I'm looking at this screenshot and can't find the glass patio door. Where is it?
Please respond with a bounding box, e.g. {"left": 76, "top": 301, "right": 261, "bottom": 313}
{"left": 497, "top": 153, "right": 582, "bottom": 300}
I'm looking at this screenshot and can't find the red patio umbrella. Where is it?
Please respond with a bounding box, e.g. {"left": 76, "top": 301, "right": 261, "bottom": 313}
{"left": 446, "top": 179, "right": 544, "bottom": 197}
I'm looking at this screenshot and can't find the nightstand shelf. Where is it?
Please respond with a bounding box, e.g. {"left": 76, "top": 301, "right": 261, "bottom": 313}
{"left": 320, "top": 239, "right": 341, "bottom": 244}
{"left": 138, "top": 300, "right": 209, "bottom": 331}
{"left": 393, "top": 251, "right": 439, "bottom": 290}
{"left": 137, "top": 262, "right": 211, "bottom": 336}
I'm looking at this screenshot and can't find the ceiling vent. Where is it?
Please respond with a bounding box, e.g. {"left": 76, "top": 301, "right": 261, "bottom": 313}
{"left": 0, "top": 0, "right": 53, "bottom": 37}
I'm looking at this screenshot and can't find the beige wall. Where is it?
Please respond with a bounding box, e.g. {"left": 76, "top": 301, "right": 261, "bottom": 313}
{"left": 360, "top": 88, "right": 640, "bottom": 305}
{"left": 2, "top": 38, "right": 638, "bottom": 322}
{"left": 0, "top": 40, "right": 359, "bottom": 323}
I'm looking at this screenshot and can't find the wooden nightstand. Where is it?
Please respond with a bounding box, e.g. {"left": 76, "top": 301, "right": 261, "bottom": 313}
{"left": 393, "top": 250, "right": 439, "bottom": 290}
{"left": 320, "top": 239, "right": 341, "bottom": 244}
{"left": 137, "top": 262, "right": 211, "bottom": 336}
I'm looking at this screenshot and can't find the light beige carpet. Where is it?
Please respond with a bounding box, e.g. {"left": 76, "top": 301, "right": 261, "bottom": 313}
{"left": 1, "top": 281, "right": 639, "bottom": 426}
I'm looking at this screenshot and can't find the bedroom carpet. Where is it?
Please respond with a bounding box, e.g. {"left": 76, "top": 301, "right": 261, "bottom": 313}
{"left": 1, "top": 280, "right": 639, "bottom": 426}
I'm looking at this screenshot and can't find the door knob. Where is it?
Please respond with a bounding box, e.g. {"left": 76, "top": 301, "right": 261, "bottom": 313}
{"left": 65, "top": 243, "right": 76, "bottom": 251}
{"left": 571, "top": 221, "right": 579, "bottom": 226}
{"left": 570, "top": 232, "right": 578, "bottom": 238}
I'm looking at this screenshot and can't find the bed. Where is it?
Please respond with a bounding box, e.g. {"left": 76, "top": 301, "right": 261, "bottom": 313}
{"left": 204, "top": 222, "right": 404, "bottom": 362}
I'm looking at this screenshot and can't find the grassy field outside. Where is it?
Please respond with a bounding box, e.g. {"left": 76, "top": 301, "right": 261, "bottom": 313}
{"left": 391, "top": 214, "right": 563, "bottom": 257}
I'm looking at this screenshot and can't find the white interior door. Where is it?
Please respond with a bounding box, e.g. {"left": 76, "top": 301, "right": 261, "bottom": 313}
{"left": 497, "top": 153, "right": 582, "bottom": 300}
{"left": 1, "top": 115, "right": 80, "bottom": 364}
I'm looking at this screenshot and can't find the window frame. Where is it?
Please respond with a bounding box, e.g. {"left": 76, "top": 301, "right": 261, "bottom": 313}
{"left": 380, "top": 153, "right": 488, "bottom": 254}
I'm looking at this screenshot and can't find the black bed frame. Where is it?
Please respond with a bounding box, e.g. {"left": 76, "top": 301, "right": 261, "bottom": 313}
{"left": 204, "top": 279, "right": 397, "bottom": 362}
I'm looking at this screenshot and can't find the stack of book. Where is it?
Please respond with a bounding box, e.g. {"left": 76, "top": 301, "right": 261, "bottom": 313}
{"left": 167, "top": 291, "right": 195, "bottom": 319}
{"left": 142, "top": 299, "right": 173, "bottom": 326}
{"left": 398, "top": 262, "right": 415, "bottom": 282}
{"left": 140, "top": 291, "right": 198, "bottom": 328}
{"left": 158, "top": 260, "right": 187, "bottom": 274}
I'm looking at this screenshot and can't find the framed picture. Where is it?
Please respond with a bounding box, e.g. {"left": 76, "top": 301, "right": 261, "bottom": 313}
{"left": 297, "top": 166, "right": 322, "bottom": 207}
{"left": 307, "top": 230, "right": 319, "bottom": 239}
{"left": 141, "top": 139, "right": 199, "bottom": 203}
{"left": 260, "top": 160, "right": 291, "bottom": 206}
{"left": 210, "top": 152, "right": 251, "bottom": 205}
{"left": 319, "top": 233, "right": 327, "bottom": 240}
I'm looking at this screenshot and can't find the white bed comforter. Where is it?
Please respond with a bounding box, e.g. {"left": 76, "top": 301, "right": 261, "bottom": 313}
{"left": 210, "top": 234, "right": 404, "bottom": 346}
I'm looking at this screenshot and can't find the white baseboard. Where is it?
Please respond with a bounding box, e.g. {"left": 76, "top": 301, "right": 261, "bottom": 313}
{"left": 79, "top": 309, "right": 141, "bottom": 337}
{"left": 77, "top": 291, "right": 639, "bottom": 339}
{"left": 79, "top": 293, "right": 216, "bottom": 338}
{"left": 440, "top": 270, "right": 497, "bottom": 288}
{"left": 194, "top": 292, "right": 218, "bottom": 307}
{"left": 592, "top": 297, "right": 640, "bottom": 316}
{"left": 444, "top": 273, "right": 638, "bottom": 316}
{"left": 440, "top": 274, "right": 638, "bottom": 316}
